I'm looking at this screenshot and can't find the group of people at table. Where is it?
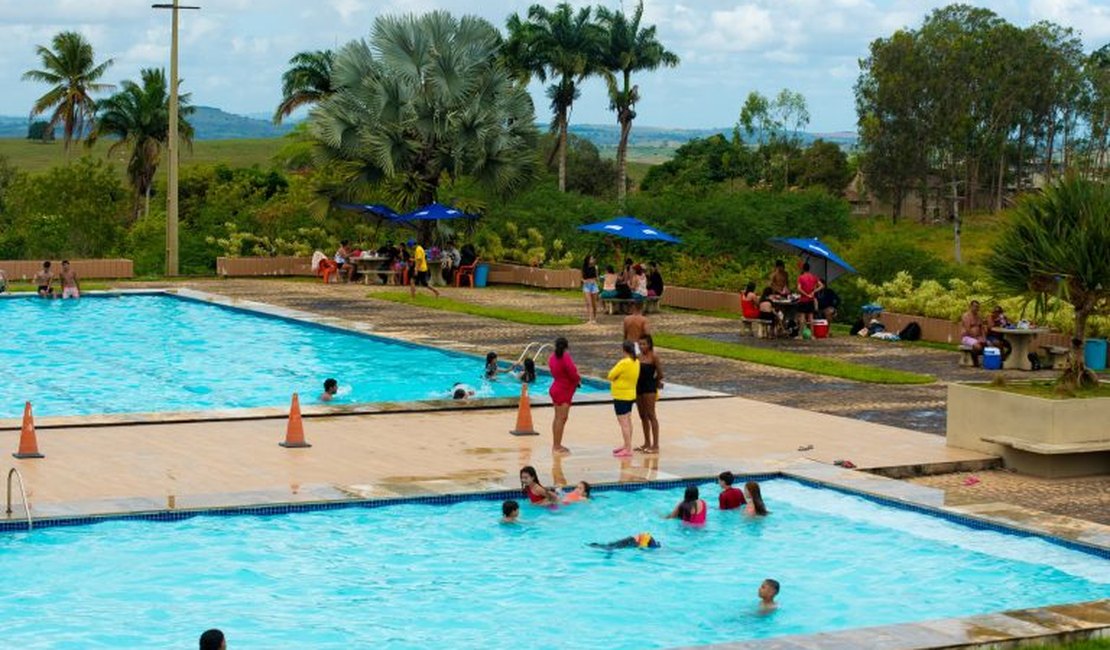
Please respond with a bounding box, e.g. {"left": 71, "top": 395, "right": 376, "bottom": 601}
{"left": 323, "top": 239, "right": 478, "bottom": 288}
{"left": 740, "top": 259, "right": 840, "bottom": 338}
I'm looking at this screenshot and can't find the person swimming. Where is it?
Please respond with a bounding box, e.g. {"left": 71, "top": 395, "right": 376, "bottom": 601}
{"left": 667, "top": 485, "right": 707, "bottom": 525}
{"left": 561, "top": 480, "right": 591, "bottom": 504}
{"left": 501, "top": 499, "right": 520, "bottom": 524}
{"left": 758, "top": 578, "right": 780, "bottom": 611}
{"left": 520, "top": 465, "right": 559, "bottom": 506}
{"left": 513, "top": 358, "right": 537, "bottom": 383}
{"left": 744, "top": 481, "right": 769, "bottom": 516}
{"left": 319, "top": 378, "right": 338, "bottom": 402}
{"left": 589, "top": 532, "right": 660, "bottom": 550}
{"left": 484, "top": 352, "right": 508, "bottom": 379}
{"left": 452, "top": 383, "right": 476, "bottom": 400}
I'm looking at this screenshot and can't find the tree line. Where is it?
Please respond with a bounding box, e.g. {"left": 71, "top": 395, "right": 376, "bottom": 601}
{"left": 856, "top": 3, "right": 1110, "bottom": 223}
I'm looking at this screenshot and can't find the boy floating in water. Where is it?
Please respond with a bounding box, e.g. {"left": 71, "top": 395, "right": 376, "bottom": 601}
{"left": 500, "top": 499, "right": 520, "bottom": 524}
{"left": 319, "top": 378, "right": 339, "bottom": 402}
{"left": 589, "top": 532, "right": 660, "bottom": 550}
{"left": 59, "top": 260, "right": 80, "bottom": 299}
{"left": 758, "top": 578, "right": 780, "bottom": 612}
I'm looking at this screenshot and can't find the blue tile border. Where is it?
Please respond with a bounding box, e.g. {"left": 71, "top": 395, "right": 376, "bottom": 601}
{"left": 2, "top": 472, "right": 1106, "bottom": 562}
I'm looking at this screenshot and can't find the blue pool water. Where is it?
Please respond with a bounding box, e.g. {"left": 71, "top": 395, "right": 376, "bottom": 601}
{"left": 0, "top": 293, "right": 603, "bottom": 418}
{"left": 0, "top": 480, "right": 1105, "bottom": 649}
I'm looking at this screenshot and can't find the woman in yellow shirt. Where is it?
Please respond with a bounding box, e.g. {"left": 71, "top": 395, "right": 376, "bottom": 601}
{"left": 607, "top": 340, "right": 641, "bottom": 458}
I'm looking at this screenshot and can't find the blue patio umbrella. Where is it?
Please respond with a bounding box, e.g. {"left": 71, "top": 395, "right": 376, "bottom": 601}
{"left": 335, "top": 202, "right": 411, "bottom": 228}
{"left": 397, "top": 202, "right": 481, "bottom": 222}
{"left": 577, "top": 215, "right": 681, "bottom": 243}
{"left": 768, "top": 237, "right": 857, "bottom": 283}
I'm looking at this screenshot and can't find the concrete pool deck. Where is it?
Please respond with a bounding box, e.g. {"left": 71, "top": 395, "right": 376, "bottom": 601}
{"left": 3, "top": 396, "right": 992, "bottom": 519}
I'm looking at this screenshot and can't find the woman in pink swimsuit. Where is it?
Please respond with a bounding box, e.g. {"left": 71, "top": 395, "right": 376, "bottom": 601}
{"left": 548, "top": 337, "right": 580, "bottom": 455}
{"left": 667, "top": 485, "right": 707, "bottom": 526}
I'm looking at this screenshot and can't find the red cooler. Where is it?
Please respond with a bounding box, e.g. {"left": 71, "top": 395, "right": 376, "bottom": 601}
{"left": 813, "top": 319, "right": 830, "bottom": 339}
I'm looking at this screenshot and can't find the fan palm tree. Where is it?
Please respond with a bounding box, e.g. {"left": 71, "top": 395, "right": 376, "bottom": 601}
{"left": 987, "top": 175, "right": 1110, "bottom": 389}
{"left": 596, "top": 1, "right": 678, "bottom": 203}
{"left": 88, "top": 68, "right": 195, "bottom": 221}
{"left": 309, "top": 11, "right": 537, "bottom": 239}
{"left": 21, "top": 31, "right": 114, "bottom": 153}
{"left": 273, "top": 49, "right": 334, "bottom": 124}
{"left": 506, "top": 3, "right": 604, "bottom": 192}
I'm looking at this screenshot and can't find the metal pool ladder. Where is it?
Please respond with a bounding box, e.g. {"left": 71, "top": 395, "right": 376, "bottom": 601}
{"left": 6, "top": 467, "right": 32, "bottom": 531}
{"left": 513, "top": 342, "right": 553, "bottom": 367}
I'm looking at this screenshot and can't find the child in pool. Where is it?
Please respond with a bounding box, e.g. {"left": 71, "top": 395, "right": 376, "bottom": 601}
{"left": 452, "top": 383, "right": 476, "bottom": 400}
{"left": 589, "top": 532, "right": 660, "bottom": 550}
{"left": 484, "top": 352, "right": 509, "bottom": 379}
{"left": 667, "top": 485, "right": 707, "bottom": 525}
{"left": 758, "top": 578, "right": 780, "bottom": 611}
{"left": 718, "top": 471, "right": 746, "bottom": 510}
{"left": 319, "top": 378, "right": 338, "bottom": 402}
{"left": 501, "top": 499, "right": 520, "bottom": 523}
{"left": 744, "top": 481, "right": 769, "bottom": 516}
{"left": 520, "top": 466, "right": 559, "bottom": 506}
{"left": 561, "top": 481, "right": 591, "bottom": 504}
{"left": 512, "top": 358, "right": 537, "bottom": 383}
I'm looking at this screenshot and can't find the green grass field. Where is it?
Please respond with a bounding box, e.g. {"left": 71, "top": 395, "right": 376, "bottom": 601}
{"left": 369, "top": 291, "right": 580, "bottom": 326}
{"left": 846, "top": 211, "right": 1004, "bottom": 268}
{"left": 0, "top": 137, "right": 284, "bottom": 177}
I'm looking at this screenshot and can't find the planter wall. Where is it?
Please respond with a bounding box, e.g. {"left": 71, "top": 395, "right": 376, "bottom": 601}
{"left": 217, "top": 256, "right": 314, "bottom": 277}
{"left": 659, "top": 286, "right": 740, "bottom": 312}
{"left": 0, "top": 259, "right": 133, "bottom": 279}
{"left": 485, "top": 262, "right": 580, "bottom": 289}
{"left": 947, "top": 382, "right": 1110, "bottom": 477}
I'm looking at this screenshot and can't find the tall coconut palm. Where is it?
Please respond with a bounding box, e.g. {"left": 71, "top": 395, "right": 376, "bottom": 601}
{"left": 273, "top": 49, "right": 334, "bottom": 124}
{"left": 987, "top": 175, "right": 1110, "bottom": 389}
{"left": 596, "top": 1, "right": 678, "bottom": 203}
{"left": 22, "top": 31, "right": 114, "bottom": 153}
{"left": 506, "top": 3, "right": 604, "bottom": 192}
{"left": 88, "top": 68, "right": 194, "bottom": 221}
{"left": 310, "top": 11, "right": 537, "bottom": 239}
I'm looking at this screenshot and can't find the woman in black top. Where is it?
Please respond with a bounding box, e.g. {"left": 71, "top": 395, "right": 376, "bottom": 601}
{"left": 634, "top": 334, "right": 664, "bottom": 453}
{"left": 646, "top": 262, "right": 664, "bottom": 297}
{"left": 581, "top": 254, "right": 600, "bottom": 323}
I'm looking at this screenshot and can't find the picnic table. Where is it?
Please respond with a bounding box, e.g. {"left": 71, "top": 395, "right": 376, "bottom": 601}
{"left": 991, "top": 326, "right": 1049, "bottom": 371}
{"left": 351, "top": 256, "right": 400, "bottom": 285}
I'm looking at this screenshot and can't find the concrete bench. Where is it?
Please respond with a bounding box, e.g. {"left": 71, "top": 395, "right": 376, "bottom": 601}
{"left": 981, "top": 435, "right": 1110, "bottom": 455}
{"left": 601, "top": 296, "right": 660, "bottom": 315}
{"left": 741, "top": 317, "right": 771, "bottom": 339}
{"left": 958, "top": 345, "right": 976, "bottom": 367}
{"left": 1041, "top": 345, "right": 1069, "bottom": 370}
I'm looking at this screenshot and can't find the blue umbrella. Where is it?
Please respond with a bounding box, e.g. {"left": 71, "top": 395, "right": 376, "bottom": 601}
{"left": 397, "top": 202, "right": 480, "bottom": 222}
{"left": 335, "top": 202, "right": 411, "bottom": 228}
{"left": 577, "top": 215, "right": 681, "bottom": 243}
{"left": 768, "top": 237, "right": 857, "bottom": 283}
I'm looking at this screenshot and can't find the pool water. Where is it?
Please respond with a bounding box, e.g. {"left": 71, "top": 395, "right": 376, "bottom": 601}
{"left": 0, "top": 294, "right": 602, "bottom": 418}
{"left": 0, "top": 480, "right": 1104, "bottom": 649}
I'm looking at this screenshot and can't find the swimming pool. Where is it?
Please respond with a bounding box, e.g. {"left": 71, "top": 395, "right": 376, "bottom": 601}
{"left": 0, "top": 292, "right": 604, "bottom": 418}
{"left": 0, "top": 479, "right": 1104, "bottom": 649}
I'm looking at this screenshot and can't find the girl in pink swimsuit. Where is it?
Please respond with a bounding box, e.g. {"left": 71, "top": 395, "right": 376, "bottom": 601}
{"left": 667, "top": 485, "right": 707, "bottom": 526}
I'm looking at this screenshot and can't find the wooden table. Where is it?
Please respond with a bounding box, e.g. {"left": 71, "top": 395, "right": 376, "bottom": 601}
{"left": 991, "top": 327, "right": 1049, "bottom": 370}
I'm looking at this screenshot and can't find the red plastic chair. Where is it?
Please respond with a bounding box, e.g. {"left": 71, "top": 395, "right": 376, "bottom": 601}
{"left": 317, "top": 259, "right": 339, "bottom": 284}
{"left": 455, "top": 259, "right": 480, "bottom": 287}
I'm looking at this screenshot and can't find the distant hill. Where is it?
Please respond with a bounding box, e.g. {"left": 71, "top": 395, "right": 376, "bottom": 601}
{"left": 0, "top": 106, "right": 295, "bottom": 141}
{"left": 569, "top": 123, "right": 858, "bottom": 150}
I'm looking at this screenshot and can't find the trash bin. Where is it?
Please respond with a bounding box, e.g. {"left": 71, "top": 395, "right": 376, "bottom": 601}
{"left": 473, "top": 262, "right": 490, "bottom": 288}
{"left": 982, "top": 347, "right": 1002, "bottom": 370}
{"left": 812, "top": 319, "right": 830, "bottom": 339}
{"left": 1084, "top": 338, "right": 1107, "bottom": 371}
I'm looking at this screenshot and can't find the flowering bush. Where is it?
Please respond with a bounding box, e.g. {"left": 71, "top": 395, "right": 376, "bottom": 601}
{"left": 856, "top": 271, "right": 1109, "bottom": 337}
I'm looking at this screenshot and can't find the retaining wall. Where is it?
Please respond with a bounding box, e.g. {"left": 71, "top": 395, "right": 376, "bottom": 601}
{"left": 0, "top": 259, "right": 133, "bottom": 279}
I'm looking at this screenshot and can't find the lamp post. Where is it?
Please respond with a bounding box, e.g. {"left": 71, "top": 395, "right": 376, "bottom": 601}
{"left": 153, "top": 1, "right": 199, "bottom": 276}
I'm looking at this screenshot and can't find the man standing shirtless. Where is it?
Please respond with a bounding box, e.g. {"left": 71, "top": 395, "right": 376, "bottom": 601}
{"left": 33, "top": 261, "right": 54, "bottom": 298}
{"left": 623, "top": 301, "right": 650, "bottom": 350}
{"left": 59, "top": 260, "right": 80, "bottom": 299}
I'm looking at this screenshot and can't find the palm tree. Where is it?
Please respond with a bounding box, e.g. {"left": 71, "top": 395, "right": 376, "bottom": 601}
{"left": 21, "top": 31, "right": 114, "bottom": 153}
{"left": 309, "top": 11, "right": 537, "bottom": 239}
{"left": 88, "top": 68, "right": 195, "bottom": 221}
{"left": 596, "top": 1, "right": 678, "bottom": 203}
{"left": 987, "top": 175, "right": 1110, "bottom": 389}
{"left": 506, "top": 3, "right": 604, "bottom": 192}
{"left": 273, "top": 50, "right": 334, "bottom": 124}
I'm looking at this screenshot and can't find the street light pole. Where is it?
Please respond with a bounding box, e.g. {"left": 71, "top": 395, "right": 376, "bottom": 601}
{"left": 153, "top": 1, "right": 199, "bottom": 277}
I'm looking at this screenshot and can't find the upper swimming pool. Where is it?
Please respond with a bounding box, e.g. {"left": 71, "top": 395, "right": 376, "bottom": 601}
{"left": 0, "top": 479, "right": 1105, "bottom": 648}
{"left": 0, "top": 292, "right": 603, "bottom": 418}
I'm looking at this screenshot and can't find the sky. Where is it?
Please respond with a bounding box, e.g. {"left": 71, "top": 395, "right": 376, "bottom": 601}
{"left": 1, "top": 0, "right": 1108, "bottom": 132}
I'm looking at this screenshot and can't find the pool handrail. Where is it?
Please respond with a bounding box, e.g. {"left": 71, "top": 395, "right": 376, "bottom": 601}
{"left": 512, "top": 342, "right": 554, "bottom": 368}
{"left": 6, "top": 467, "right": 31, "bottom": 531}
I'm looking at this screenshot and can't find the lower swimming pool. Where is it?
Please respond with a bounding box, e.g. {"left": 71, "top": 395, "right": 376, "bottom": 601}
{"left": 0, "top": 479, "right": 1104, "bottom": 649}
{"left": 0, "top": 292, "right": 603, "bottom": 418}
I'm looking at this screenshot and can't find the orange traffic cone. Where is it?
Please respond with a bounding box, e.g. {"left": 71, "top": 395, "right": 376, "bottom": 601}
{"left": 509, "top": 383, "right": 539, "bottom": 436}
{"left": 13, "top": 401, "right": 44, "bottom": 459}
{"left": 279, "top": 393, "right": 311, "bottom": 448}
